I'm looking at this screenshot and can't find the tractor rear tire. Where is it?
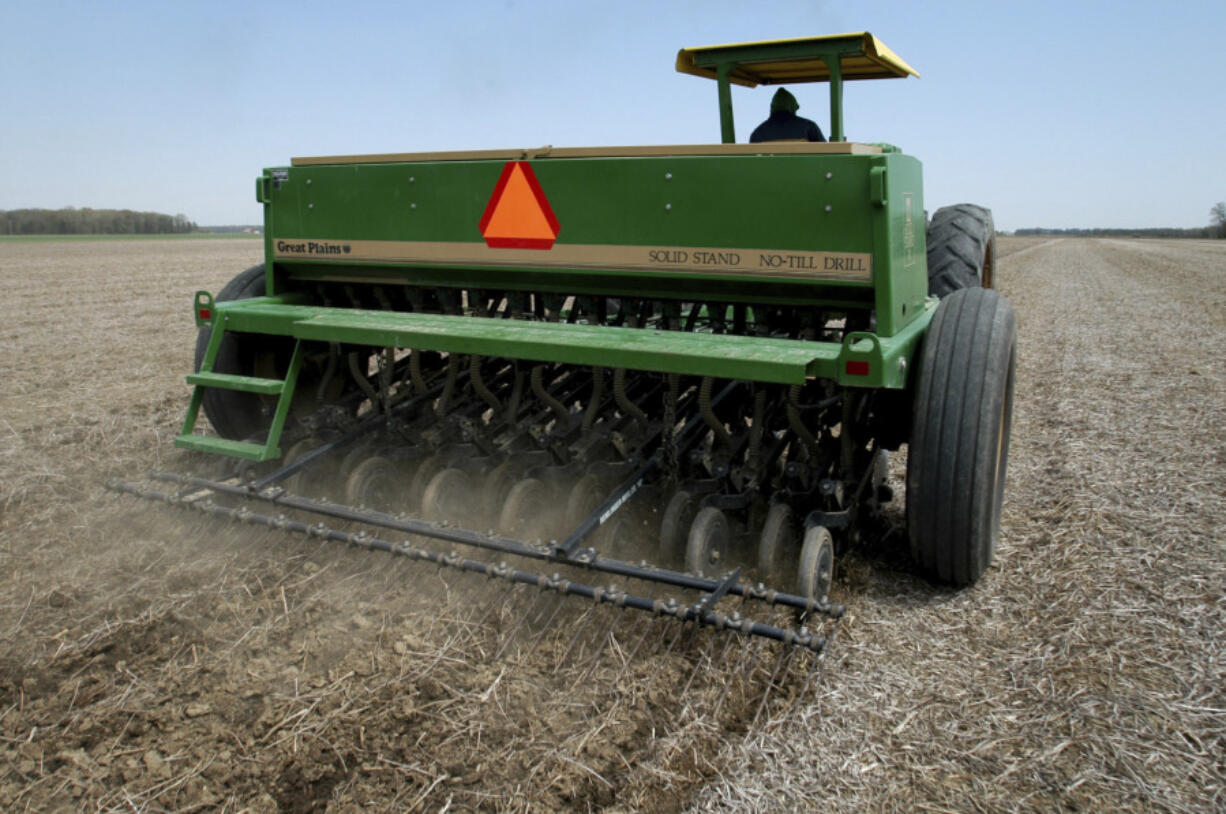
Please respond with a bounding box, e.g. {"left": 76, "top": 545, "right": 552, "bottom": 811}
{"left": 925, "top": 204, "right": 996, "bottom": 297}
{"left": 906, "top": 287, "right": 1016, "bottom": 586}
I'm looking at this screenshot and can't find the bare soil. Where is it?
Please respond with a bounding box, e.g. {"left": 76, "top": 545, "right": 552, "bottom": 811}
{"left": 0, "top": 237, "right": 1222, "bottom": 812}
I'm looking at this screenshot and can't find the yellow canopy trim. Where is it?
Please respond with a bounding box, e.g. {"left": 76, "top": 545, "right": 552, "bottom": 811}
{"left": 676, "top": 32, "right": 919, "bottom": 87}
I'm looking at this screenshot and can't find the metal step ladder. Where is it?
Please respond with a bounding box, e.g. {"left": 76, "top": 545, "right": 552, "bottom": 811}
{"left": 174, "top": 325, "right": 304, "bottom": 462}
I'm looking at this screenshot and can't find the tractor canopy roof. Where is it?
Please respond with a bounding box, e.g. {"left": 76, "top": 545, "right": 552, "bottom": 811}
{"left": 676, "top": 32, "right": 918, "bottom": 86}
{"left": 676, "top": 32, "right": 918, "bottom": 143}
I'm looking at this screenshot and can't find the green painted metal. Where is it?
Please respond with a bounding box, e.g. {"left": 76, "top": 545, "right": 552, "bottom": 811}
{"left": 296, "top": 309, "right": 830, "bottom": 385}
{"left": 825, "top": 54, "right": 845, "bottom": 142}
{"left": 173, "top": 435, "right": 274, "bottom": 462}
{"left": 175, "top": 332, "right": 304, "bottom": 460}
{"left": 263, "top": 150, "right": 924, "bottom": 337}
{"left": 185, "top": 371, "right": 285, "bottom": 395}
{"left": 194, "top": 297, "right": 933, "bottom": 389}
{"left": 717, "top": 63, "right": 736, "bottom": 143}
{"left": 170, "top": 33, "right": 949, "bottom": 466}
{"left": 261, "top": 339, "right": 304, "bottom": 457}
{"left": 867, "top": 154, "right": 928, "bottom": 336}
{"left": 266, "top": 156, "right": 879, "bottom": 258}
{"left": 177, "top": 306, "right": 229, "bottom": 444}
{"left": 834, "top": 298, "right": 935, "bottom": 389}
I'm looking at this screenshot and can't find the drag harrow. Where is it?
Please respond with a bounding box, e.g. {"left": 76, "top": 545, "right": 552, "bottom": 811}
{"left": 109, "top": 462, "right": 843, "bottom": 659}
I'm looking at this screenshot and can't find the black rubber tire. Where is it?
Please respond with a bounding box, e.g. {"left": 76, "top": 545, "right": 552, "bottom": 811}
{"left": 344, "top": 455, "right": 400, "bottom": 512}
{"left": 282, "top": 438, "right": 334, "bottom": 496}
{"left": 658, "top": 489, "right": 697, "bottom": 565}
{"left": 925, "top": 204, "right": 996, "bottom": 298}
{"left": 193, "top": 265, "right": 287, "bottom": 440}
{"left": 686, "top": 506, "right": 731, "bottom": 577}
{"left": 482, "top": 459, "right": 523, "bottom": 521}
{"left": 407, "top": 453, "right": 448, "bottom": 514}
{"left": 757, "top": 502, "right": 799, "bottom": 583}
{"left": 564, "top": 472, "right": 606, "bottom": 531}
{"left": 421, "top": 467, "right": 474, "bottom": 524}
{"left": 599, "top": 514, "right": 640, "bottom": 561}
{"left": 339, "top": 444, "right": 375, "bottom": 478}
{"left": 906, "top": 287, "right": 1017, "bottom": 586}
{"left": 797, "top": 525, "right": 835, "bottom": 601}
{"left": 498, "top": 478, "right": 554, "bottom": 542}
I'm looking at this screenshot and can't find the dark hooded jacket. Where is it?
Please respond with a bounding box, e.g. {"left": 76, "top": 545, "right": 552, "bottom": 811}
{"left": 749, "top": 88, "right": 825, "bottom": 143}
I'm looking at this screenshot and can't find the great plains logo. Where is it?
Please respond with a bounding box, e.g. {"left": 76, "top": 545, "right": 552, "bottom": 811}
{"left": 276, "top": 240, "right": 352, "bottom": 256}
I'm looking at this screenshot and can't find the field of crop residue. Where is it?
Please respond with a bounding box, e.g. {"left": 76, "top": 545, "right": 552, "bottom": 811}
{"left": 0, "top": 236, "right": 1222, "bottom": 812}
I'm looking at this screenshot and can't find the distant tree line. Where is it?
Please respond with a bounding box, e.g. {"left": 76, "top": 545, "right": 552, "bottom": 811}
{"left": 1212, "top": 202, "right": 1226, "bottom": 238}
{"left": 1013, "top": 226, "right": 1219, "bottom": 239}
{"left": 1016, "top": 204, "right": 1226, "bottom": 239}
{"left": 204, "top": 224, "right": 262, "bottom": 234}
{"left": 0, "top": 207, "right": 197, "bottom": 235}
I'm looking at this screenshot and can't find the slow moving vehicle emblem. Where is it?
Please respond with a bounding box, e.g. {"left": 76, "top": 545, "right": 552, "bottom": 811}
{"left": 479, "top": 161, "right": 560, "bottom": 249}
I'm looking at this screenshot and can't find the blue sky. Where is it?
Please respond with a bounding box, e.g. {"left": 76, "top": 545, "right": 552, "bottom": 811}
{"left": 2, "top": 0, "right": 1223, "bottom": 230}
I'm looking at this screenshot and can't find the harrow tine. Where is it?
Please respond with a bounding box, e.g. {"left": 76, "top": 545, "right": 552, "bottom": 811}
{"left": 616, "top": 614, "right": 659, "bottom": 682}
{"left": 705, "top": 596, "right": 749, "bottom": 687}
{"left": 484, "top": 576, "right": 519, "bottom": 629}
{"left": 658, "top": 616, "right": 688, "bottom": 663}
{"left": 711, "top": 633, "right": 752, "bottom": 719}
{"left": 677, "top": 620, "right": 702, "bottom": 654}
{"left": 523, "top": 595, "right": 567, "bottom": 658}
{"left": 751, "top": 644, "right": 792, "bottom": 729}
{"left": 493, "top": 590, "right": 548, "bottom": 660}
{"left": 554, "top": 606, "right": 599, "bottom": 673}
{"left": 680, "top": 629, "right": 718, "bottom": 702}
{"left": 573, "top": 607, "right": 626, "bottom": 687}
{"left": 788, "top": 650, "right": 825, "bottom": 714}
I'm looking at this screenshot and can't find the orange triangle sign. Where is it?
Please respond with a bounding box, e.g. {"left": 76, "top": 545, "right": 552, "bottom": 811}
{"left": 479, "top": 161, "right": 560, "bottom": 249}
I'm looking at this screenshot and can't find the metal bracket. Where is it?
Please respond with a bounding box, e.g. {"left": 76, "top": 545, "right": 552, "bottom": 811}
{"left": 803, "top": 509, "right": 851, "bottom": 530}
{"left": 696, "top": 567, "right": 742, "bottom": 615}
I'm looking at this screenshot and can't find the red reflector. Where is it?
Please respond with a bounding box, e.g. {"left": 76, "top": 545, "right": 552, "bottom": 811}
{"left": 845, "top": 360, "right": 870, "bottom": 376}
{"left": 199, "top": 308, "right": 211, "bottom": 320}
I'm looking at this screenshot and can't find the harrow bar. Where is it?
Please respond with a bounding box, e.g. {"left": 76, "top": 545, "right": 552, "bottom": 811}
{"left": 109, "top": 479, "right": 835, "bottom": 653}
{"left": 134, "top": 470, "right": 844, "bottom": 619}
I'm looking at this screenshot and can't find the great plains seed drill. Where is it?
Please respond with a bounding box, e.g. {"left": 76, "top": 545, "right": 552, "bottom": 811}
{"left": 114, "top": 33, "right": 1015, "bottom": 657}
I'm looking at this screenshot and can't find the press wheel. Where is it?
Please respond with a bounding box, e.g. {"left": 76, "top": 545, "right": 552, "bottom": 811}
{"left": 797, "top": 525, "right": 835, "bottom": 601}
{"left": 599, "top": 513, "right": 640, "bottom": 561}
{"left": 498, "top": 478, "right": 554, "bottom": 542}
{"left": 757, "top": 502, "right": 799, "bottom": 584}
{"left": 686, "top": 506, "right": 730, "bottom": 577}
{"left": 407, "top": 453, "right": 447, "bottom": 514}
{"left": 421, "top": 467, "right": 474, "bottom": 524}
{"left": 344, "top": 455, "right": 400, "bottom": 512}
{"left": 483, "top": 459, "right": 524, "bottom": 520}
{"left": 658, "top": 489, "right": 697, "bottom": 566}
{"left": 564, "top": 472, "right": 606, "bottom": 531}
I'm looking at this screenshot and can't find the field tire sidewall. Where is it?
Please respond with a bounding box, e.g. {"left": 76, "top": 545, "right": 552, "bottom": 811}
{"left": 906, "top": 287, "right": 1017, "bottom": 586}
{"left": 925, "top": 204, "right": 996, "bottom": 298}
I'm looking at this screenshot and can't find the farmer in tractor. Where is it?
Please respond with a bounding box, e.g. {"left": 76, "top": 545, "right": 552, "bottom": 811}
{"left": 749, "top": 88, "right": 825, "bottom": 143}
